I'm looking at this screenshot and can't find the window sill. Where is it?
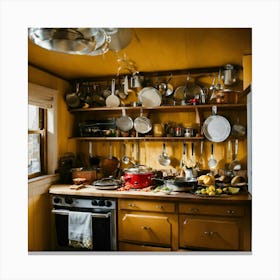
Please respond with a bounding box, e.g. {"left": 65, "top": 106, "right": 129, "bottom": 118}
{"left": 28, "top": 174, "right": 59, "bottom": 184}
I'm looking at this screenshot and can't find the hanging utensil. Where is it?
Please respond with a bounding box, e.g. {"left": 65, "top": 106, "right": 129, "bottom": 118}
{"left": 133, "top": 108, "right": 152, "bottom": 134}
{"left": 197, "top": 141, "right": 204, "bottom": 170}
{"left": 100, "top": 142, "right": 120, "bottom": 177}
{"left": 202, "top": 106, "right": 231, "bottom": 142}
{"left": 158, "top": 143, "right": 171, "bottom": 166}
{"left": 66, "top": 82, "right": 81, "bottom": 108}
{"left": 229, "top": 139, "right": 241, "bottom": 171}
{"left": 105, "top": 79, "right": 120, "bottom": 107}
{"left": 180, "top": 143, "right": 187, "bottom": 169}
{"left": 208, "top": 143, "right": 217, "bottom": 170}
{"left": 116, "top": 108, "right": 134, "bottom": 132}
{"left": 88, "top": 142, "right": 100, "bottom": 167}
{"left": 231, "top": 117, "right": 246, "bottom": 138}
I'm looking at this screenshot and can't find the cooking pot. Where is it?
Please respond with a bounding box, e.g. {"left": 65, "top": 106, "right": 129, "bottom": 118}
{"left": 123, "top": 165, "right": 154, "bottom": 189}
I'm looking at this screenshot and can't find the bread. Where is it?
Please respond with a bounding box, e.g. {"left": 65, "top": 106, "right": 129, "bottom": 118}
{"left": 231, "top": 176, "right": 246, "bottom": 186}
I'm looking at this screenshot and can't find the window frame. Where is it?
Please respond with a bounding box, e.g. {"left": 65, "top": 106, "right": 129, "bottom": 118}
{"left": 28, "top": 83, "right": 58, "bottom": 179}
{"left": 28, "top": 107, "right": 47, "bottom": 179}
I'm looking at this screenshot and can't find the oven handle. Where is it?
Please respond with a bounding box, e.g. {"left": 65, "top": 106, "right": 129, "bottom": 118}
{"left": 52, "top": 209, "right": 111, "bottom": 219}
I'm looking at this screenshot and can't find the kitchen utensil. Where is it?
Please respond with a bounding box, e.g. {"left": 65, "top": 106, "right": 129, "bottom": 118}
{"left": 165, "top": 75, "right": 174, "bottom": 96}
{"left": 158, "top": 143, "right": 171, "bottom": 166}
{"left": 133, "top": 108, "right": 152, "bottom": 134}
{"left": 186, "top": 143, "right": 196, "bottom": 168}
{"left": 208, "top": 143, "right": 217, "bottom": 170}
{"left": 116, "top": 108, "right": 133, "bottom": 132}
{"left": 105, "top": 79, "right": 120, "bottom": 107}
{"left": 229, "top": 139, "right": 241, "bottom": 171}
{"left": 231, "top": 117, "right": 246, "bottom": 138}
{"left": 93, "top": 178, "right": 120, "bottom": 190}
{"left": 99, "top": 142, "right": 120, "bottom": 177}
{"left": 173, "top": 86, "right": 186, "bottom": 102}
{"left": 88, "top": 142, "right": 100, "bottom": 167}
{"left": 202, "top": 106, "right": 231, "bottom": 142}
{"left": 221, "top": 64, "right": 238, "bottom": 86}
{"left": 180, "top": 143, "right": 187, "bottom": 169}
{"left": 66, "top": 82, "right": 81, "bottom": 108}
{"left": 138, "top": 87, "right": 162, "bottom": 107}
{"left": 197, "top": 141, "right": 204, "bottom": 169}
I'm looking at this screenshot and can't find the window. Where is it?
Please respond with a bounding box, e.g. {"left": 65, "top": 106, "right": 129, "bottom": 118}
{"left": 28, "top": 83, "right": 58, "bottom": 179}
{"left": 28, "top": 105, "right": 47, "bottom": 178}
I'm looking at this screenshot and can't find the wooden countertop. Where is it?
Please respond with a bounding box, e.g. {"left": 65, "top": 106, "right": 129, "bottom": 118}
{"left": 49, "top": 184, "right": 252, "bottom": 204}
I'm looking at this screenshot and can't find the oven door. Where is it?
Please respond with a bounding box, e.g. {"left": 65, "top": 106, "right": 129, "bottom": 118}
{"left": 52, "top": 209, "right": 116, "bottom": 251}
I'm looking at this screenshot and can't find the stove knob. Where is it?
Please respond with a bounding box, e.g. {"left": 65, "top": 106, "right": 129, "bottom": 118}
{"left": 105, "top": 200, "right": 112, "bottom": 207}
{"left": 91, "top": 200, "right": 98, "bottom": 206}
{"left": 53, "top": 197, "right": 61, "bottom": 204}
{"left": 98, "top": 199, "right": 105, "bottom": 206}
{"left": 65, "top": 197, "right": 73, "bottom": 204}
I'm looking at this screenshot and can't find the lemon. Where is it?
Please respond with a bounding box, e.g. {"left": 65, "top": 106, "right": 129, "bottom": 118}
{"left": 216, "top": 188, "right": 222, "bottom": 194}
{"left": 228, "top": 187, "right": 240, "bottom": 194}
{"left": 201, "top": 189, "right": 207, "bottom": 195}
{"left": 222, "top": 187, "right": 228, "bottom": 193}
{"left": 208, "top": 185, "right": 215, "bottom": 192}
{"left": 208, "top": 191, "right": 216, "bottom": 196}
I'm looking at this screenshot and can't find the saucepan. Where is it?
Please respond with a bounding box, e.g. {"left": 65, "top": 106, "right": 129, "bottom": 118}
{"left": 133, "top": 108, "right": 152, "bottom": 134}
{"left": 116, "top": 108, "right": 134, "bottom": 132}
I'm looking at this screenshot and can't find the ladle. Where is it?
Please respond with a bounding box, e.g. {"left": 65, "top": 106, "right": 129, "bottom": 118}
{"left": 208, "top": 143, "right": 217, "bottom": 170}
{"left": 229, "top": 139, "right": 241, "bottom": 171}
{"left": 158, "top": 143, "right": 171, "bottom": 166}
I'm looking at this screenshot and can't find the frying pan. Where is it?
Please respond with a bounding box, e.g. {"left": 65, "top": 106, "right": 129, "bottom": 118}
{"left": 116, "top": 108, "right": 133, "bottom": 132}
{"left": 202, "top": 106, "right": 231, "bottom": 142}
{"left": 134, "top": 108, "right": 152, "bottom": 134}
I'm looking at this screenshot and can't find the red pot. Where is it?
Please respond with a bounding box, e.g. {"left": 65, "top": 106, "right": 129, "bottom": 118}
{"left": 123, "top": 166, "right": 154, "bottom": 189}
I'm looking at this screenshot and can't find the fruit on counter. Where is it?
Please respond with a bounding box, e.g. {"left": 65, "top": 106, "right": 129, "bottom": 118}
{"left": 195, "top": 186, "right": 227, "bottom": 196}
{"left": 228, "top": 187, "right": 240, "bottom": 194}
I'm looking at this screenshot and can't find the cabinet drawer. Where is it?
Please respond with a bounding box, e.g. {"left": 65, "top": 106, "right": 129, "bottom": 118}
{"left": 179, "top": 215, "right": 240, "bottom": 250}
{"left": 118, "top": 242, "right": 171, "bottom": 251}
{"left": 179, "top": 203, "right": 244, "bottom": 217}
{"left": 119, "top": 199, "right": 175, "bottom": 213}
{"left": 119, "top": 213, "right": 174, "bottom": 246}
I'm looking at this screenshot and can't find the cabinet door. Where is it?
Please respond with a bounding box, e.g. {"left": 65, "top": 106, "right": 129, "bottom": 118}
{"left": 179, "top": 215, "right": 240, "bottom": 250}
{"left": 119, "top": 212, "right": 175, "bottom": 246}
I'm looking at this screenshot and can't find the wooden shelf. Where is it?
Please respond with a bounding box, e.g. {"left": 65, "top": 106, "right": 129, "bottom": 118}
{"left": 69, "top": 136, "right": 204, "bottom": 142}
{"left": 69, "top": 104, "right": 247, "bottom": 113}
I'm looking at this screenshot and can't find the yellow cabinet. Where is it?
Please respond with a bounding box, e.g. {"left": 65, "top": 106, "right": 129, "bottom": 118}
{"left": 179, "top": 202, "right": 251, "bottom": 251}
{"left": 179, "top": 216, "right": 240, "bottom": 250}
{"left": 118, "top": 199, "right": 178, "bottom": 251}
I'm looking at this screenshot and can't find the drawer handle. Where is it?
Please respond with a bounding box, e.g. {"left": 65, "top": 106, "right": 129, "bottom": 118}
{"left": 141, "top": 226, "right": 151, "bottom": 230}
{"left": 204, "top": 231, "right": 216, "bottom": 236}
{"left": 156, "top": 205, "right": 164, "bottom": 209}
{"left": 189, "top": 208, "right": 199, "bottom": 213}
{"left": 128, "top": 203, "right": 136, "bottom": 207}
{"left": 227, "top": 209, "right": 236, "bottom": 214}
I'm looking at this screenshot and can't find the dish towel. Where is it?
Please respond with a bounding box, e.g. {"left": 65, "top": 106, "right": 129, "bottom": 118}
{"left": 68, "top": 211, "right": 93, "bottom": 250}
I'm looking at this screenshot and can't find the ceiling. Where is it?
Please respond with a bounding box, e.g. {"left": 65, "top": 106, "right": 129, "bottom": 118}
{"left": 28, "top": 28, "right": 252, "bottom": 81}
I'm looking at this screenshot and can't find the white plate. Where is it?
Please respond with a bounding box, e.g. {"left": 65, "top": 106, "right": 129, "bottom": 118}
{"left": 202, "top": 115, "right": 231, "bottom": 142}
{"left": 138, "top": 87, "right": 161, "bottom": 107}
